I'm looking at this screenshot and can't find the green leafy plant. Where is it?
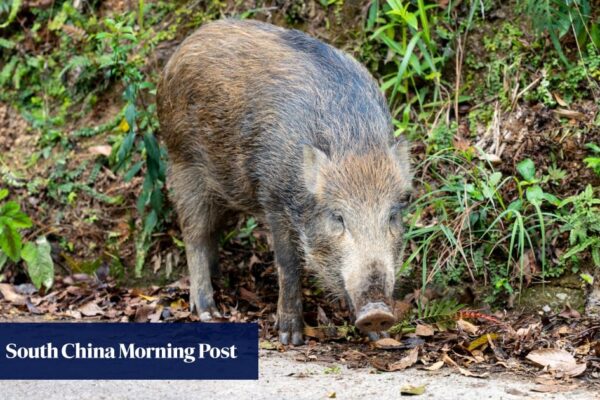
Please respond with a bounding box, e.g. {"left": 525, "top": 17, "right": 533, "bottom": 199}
{"left": 557, "top": 184, "right": 600, "bottom": 268}
{"left": 584, "top": 143, "right": 600, "bottom": 176}
{"left": 401, "top": 152, "right": 565, "bottom": 301}
{"left": 0, "top": 188, "right": 54, "bottom": 290}
{"left": 390, "top": 298, "right": 465, "bottom": 334}
{"left": 368, "top": 0, "right": 448, "bottom": 135}
{"left": 111, "top": 79, "right": 167, "bottom": 277}
{"left": 21, "top": 237, "right": 55, "bottom": 290}
{"left": 416, "top": 298, "right": 464, "bottom": 323}
{"left": 0, "top": 188, "right": 30, "bottom": 263}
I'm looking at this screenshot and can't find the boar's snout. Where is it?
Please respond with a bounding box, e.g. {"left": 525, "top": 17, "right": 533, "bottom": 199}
{"left": 346, "top": 261, "right": 396, "bottom": 333}
{"left": 354, "top": 302, "right": 396, "bottom": 333}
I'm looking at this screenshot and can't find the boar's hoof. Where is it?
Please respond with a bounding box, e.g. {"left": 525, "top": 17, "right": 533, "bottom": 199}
{"left": 279, "top": 331, "right": 304, "bottom": 346}
{"left": 277, "top": 313, "right": 305, "bottom": 346}
{"left": 355, "top": 302, "right": 396, "bottom": 333}
{"left": 191, "top": 292, "right": 222, "bottom": 322}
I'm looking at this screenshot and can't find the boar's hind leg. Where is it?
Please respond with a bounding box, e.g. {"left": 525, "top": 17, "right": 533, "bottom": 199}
{"left": 269, "top": 213, "right": 305, "bottom": 346}
{"left": 170, "top": 163, "right": 224, "bottom": 322}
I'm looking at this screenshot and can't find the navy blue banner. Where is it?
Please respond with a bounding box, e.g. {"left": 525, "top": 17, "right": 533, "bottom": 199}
{"left": 0, "top": 323, "right": 258, "bottom": 379}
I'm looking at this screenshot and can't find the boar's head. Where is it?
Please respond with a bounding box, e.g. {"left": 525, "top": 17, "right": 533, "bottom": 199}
{"left": 301, "top": 141, "right": 412, "bottom": 333}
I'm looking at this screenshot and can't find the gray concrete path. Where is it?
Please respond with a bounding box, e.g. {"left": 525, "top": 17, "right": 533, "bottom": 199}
{"left": 1, "top": 350, "right": 598, "bottom": 399}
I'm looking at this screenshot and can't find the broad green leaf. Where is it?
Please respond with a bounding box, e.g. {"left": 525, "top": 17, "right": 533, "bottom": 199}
{"left": 124, "top": 103, "right": 136, "bottom": 127}
{"left": 116, "top": 130, "right": 135, "bottom": 168}
{"left": 481, "top": 182, "right": 494, "bottom": 200}
{"left": 507, "top": 199, "right": 522, "bottom": 212}
{"left": 1, "top": 212, "right": 31, "bottom": 229}
{"left": 489, "top": 172, "right": 502, "bottom": 187}
{"left": 0, "top": 38, "right": 15, "bottom": 49}
{"left": 124, "top": 160, "right": 143, "bottom": 182}
{"left": 150, "top": 188, "right": 163, "bottom": 214}
{"left": 21, "top": 237, "right": 54, "bottom": 290}
{"left": 405, "top": 14, "right": 418, "bottom": 30}
{"left": 0, "top": 189, "right": 8, "bottom": 201}
{"left": 517, "top": 159, "right": 536, "bottom": 182}
{"left": 542, "top": 192, "right": 560, "bottom": 207}
{"left": 0, "top": 201, "right": 19, "bottom": 216}
{"left": 526, "top": 185, "right": 544, "bottom": 205}
{"left": 143, "top": 133, "right": 161, "bottom": 182}
{"left": 580, "top": 273, "right": 594, "bottom": 285}
{"left": 0, "top": 222, "right": 22, "bottom": 261}
{"left": 142, "top": 210, "right": 158, "bottom": 238}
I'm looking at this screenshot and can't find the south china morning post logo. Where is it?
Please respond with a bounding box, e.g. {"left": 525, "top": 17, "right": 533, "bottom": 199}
{"left": 5, "top": 341, "right": 239, "bottom": 364}
{"left": 0, "top": 323, "right": 258, "bottom": 379}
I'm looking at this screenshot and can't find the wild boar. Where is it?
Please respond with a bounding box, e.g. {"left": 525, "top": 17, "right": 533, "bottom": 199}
{"left": 157, "top": 19, "right": 412, "bottom": 345}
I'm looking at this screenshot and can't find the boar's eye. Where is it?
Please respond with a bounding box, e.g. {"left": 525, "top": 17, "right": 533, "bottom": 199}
{"left": 332, "top": 212, "right": 344, "bottom": 226}
{"left": 389, "top": 211, "right": 400, "bottom": 226}
{"left": 329, "top": 212, "right": 345, "bottom": 234}
{"left": 389, "top": 206, "right": 404, "bottom": 234}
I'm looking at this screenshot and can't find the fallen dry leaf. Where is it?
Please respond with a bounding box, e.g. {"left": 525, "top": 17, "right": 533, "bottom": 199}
{"left": 442, "top": 354, "right": 458, "bottom": 367}
{"left": 443, "top": 353, "right": 488, "bottom": 378}
{"left": 148, "top": 305, "right": 163, "bottom": 323}
{"left": 422, "top": 360, "right": 444, "bottom": 371}
{"left": 134, "top": 305, "right": 154, "bottom": 322}
{"left": 556, "top": 325, "right": 572, "bottom": 335}
{"left": 415, "top": 324, "right": 434, "bottom": 337}
{"left": 388, "top": 347, "right": 419, "bottom": 371}
{"left": 88, "top": 145, "right": 112, "bottom": 156}
{"left": 526, "top": 348, "right": 587, "bottom": 377}
{"left": 170, "top": 298, "right": 186, "bottom": 310}
{"left": 552, "top": 108, "right": 586, "bottom": 121}
{"left": 259, "top": 340, "right": 276, "bottom": 350}
{"left": 138, "top": 294, "right": 158, "bottom": 302}
{"left": 400, "top": 384, "right": 426, "bottom": 396}
{"left": 78, "top": 301, "right": 103, "bottom": 316}
{"left": 456, "top": 366, "right": 489, "bottom": 379}
{"left": 303, "top": 325, "right": 341, "bottom": 341}
{"left": 553, "top": 92, "right": 568, "bottom": 107}
{"left": 374, "top": 338, "right": 403, "bottom": 349}
{"left": 477, "top": 152, "right": 502, "bottom": 164}
{"left": 239, "top": 287, "right": 261, "bottom": 306}
{"left": 0, "top": 283, "right": 27, "bottom": 305}
{"left": 527, "top": 348, "right": 574, "bottom": 368}
{"left": 456, "top": 319, "right": 479, "bottom": 335}
{"left": 467, "top": 333, "right": 498, "bottom": 352}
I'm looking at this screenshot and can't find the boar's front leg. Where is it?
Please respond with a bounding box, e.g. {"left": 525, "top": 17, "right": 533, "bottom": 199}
{"left": 170, "top": 163, "right": 223, "bottom": 321}
{"left": 268, "top": 213, "right": 305, "bottom": 345}
{"left": 185, "top": 232, "right": 221, "bottom": 321}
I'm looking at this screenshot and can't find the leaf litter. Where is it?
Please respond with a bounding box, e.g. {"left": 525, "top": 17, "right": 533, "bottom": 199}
{"left": 0, "top": 258, "right": 598, "bottom": 392}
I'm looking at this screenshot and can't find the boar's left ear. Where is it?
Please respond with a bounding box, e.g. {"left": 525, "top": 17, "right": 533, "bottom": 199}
{"left": 390, "top": 139, "right": 412, "bottom": 179}
{"left": 303, "top": 145, "right": 329, "bottom": 194}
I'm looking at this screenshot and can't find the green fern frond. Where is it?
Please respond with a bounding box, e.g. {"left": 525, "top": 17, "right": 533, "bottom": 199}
{"left": 417, "top": 298, "right": 465, "bottom": 322}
